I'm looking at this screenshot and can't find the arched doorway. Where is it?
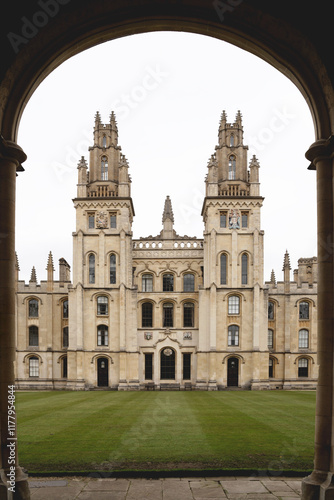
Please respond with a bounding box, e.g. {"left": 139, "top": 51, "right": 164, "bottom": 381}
{"left": 1, "top": 4, "right": 333, "bottom": 499}
{"left": 97, "top": 357, "right": 109, "bottom": 387}
{"left": 160, "top": 348, "right": 175, "bottom": 380}
{"left": 227, "top": 357, "right": 239, "bottom": 387}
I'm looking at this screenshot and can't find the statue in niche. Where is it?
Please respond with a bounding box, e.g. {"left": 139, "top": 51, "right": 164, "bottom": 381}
{"left": 229, "top": 209, "right": 240, "bottom": 229}
{"left": 96, "top": 211, "right": 108, "bottom": 228}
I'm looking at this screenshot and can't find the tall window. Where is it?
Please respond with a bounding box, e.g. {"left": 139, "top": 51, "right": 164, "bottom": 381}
{"left": 29, "top": 326, "right": 39, "bottom": 347}
{"left": 228, "top": 155, "right": 236, "bottom": 180}
{"left": 62, "top": 356, "right": 68, "bottom": 378}
{"left": 298, "top": 358, "right": 309, "bottom": 377}
{"left": 183, "top": 353, "right": 191, "bottom": 380}
{"left": 62, "top": 326, "right": 69, "bottom": 348}
{"left": 228, "top": 325, "right": 239, "bottom": 346}
{"left": 163, "top": 273, "right": 174, "bottom": 292}
{"left": 299, "top": 329, "right": 309, "bottom": 348}
{"left": 110, "top": 254, "right": 116, "bottom": 284}
{"left": 142, "top": 302, "right": 153, "bottom": 328}
{"left": 102, "top": 135, "right": 107, "bottom": 147}
{"left": 62, "top": 300, "right": 68, "bottom": 319}
{"left": 97, "top": 296, "right": 108, "bottom": 315}
{"left": 241, "top": 212, "right": 248, "bottom": 228}
{"left": 163, "top": 303, "right": 174, "bottom": 328}
{"left": 268, "top": 329, "right": 274, "bottom": 349}
{"left": 88, "top": 213, "right": 95, "bottom": 229}
{"left": 183, "top": 303, "right": 194, "bottom": 328}
{"left": 29, "top": 357, "right": 39, "bottom": 377}
{"left": 97, "top": 325, "right": 109, "bottom": 346}
{"left": 183, "top": 274, "right": 195, "bottom": 292}
{"left": 101, "top": 155, "right": 108, "bottom": 180}
{"left": 268, "top": 301, "right": 274, "bottom": 320}
{"left": 145, "top": 353, "right": 153, "bottom": 380}
{"left": 220, "top": 211, "right": 227, "bottom": 228}
{"left": 241, "top": 253, "right": 248, "bottom": 284}
{"left": 269, "top": 358, "right": 274, "bottom": 378}
{"left": 89, "top": 254, "right": 95, "bottom": 284}
{"left": 228, "top": 296, "right": 240, "bottom": 315}
{"left": 110, "top": 213, "right": 117, "bottom": 228}
{"left": 299, "top": 301, "right": 309, "bottom": 320}
{"left": 220, "top": 253, "right": 227, "bottom": 285}
{"left": 28, "top": 299, "right": 38, "bottom": 317}
{"left": 230, "top": 134, "right": 234, "bottom": 146}
{"left": 142, "top": 274, "right": 153, "bottom": 292}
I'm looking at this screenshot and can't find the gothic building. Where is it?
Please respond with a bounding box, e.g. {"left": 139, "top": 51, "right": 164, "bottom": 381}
{"left": 15, "top": 111, "right": 318, "bottom": 390}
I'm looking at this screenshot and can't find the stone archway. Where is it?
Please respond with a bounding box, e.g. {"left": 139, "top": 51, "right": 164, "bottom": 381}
{"left": 1, "top": 3, "right": 334, "bottom": 499}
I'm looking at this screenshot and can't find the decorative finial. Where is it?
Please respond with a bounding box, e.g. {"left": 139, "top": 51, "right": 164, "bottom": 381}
{"left": 249, "top": 155, "right": 260, "bottom": 167}
{"left": 282, "top": 250, "right": 291, "bottom": 271}
{"left": 235, "top": 110, "right": 242, "bottom": 123}
{"left": 15, "top": 252, "right": 20, "bottom": 271}
{"left": 270, "top": 269, "right": 276, "bottom": 285}
{"left": 110, "top": 111, "right": 118, "bottom": 131}
{"left": 29, "top": 266, "right": 37, "bottom": 283}
{"left": 94, "top": 111, "right": 101, "bottom": 123}
{"left": 162, "top": 195, "right": 174, "bottom": 223}
{"left": 77, "top": 156, "right": 88, "bottom": 169}
{"left": 46, "top": 251, "right": 55, "bottom": 271}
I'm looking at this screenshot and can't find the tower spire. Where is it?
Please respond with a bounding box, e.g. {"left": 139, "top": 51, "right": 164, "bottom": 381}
{"left": 46, "top": 251, "right": 55, "bottom": 288}
{"left": 283, "top": 250, "right": 291, "bottom": 289}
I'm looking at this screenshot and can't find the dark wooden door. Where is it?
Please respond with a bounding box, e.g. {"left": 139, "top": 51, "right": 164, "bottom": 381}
{"left": 227, "top": 357, "right": 239, "bottom": 387}
{"left": 97, "top": 357, "right": 108, "bottom": 387}
{"left": 160, "top": 348, "right": 175, "bottom": 380}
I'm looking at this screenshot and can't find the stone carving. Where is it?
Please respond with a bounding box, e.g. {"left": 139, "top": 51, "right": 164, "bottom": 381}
{"left": 96, "top": 211, "right": 108, "bottom": 228}
{"left": 229, "top": 209, "right": 240, "bottom": 229}
{"left": 144, "top": 332, "right": 152, "bottom": 340}
{"left": 183, "top": 332, "right": 192, "bottom": 340}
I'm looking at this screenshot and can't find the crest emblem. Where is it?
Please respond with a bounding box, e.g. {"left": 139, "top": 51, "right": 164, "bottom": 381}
{"left": 96, "top": 211, "right": 108, "bottom": 228}
{"left": 229, "top": 209, "right": 240, "bottom": 229}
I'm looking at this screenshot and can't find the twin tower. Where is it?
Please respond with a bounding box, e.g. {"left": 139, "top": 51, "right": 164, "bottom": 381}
{"left": 15, "top": 110, "right": 318, "bottom": 390}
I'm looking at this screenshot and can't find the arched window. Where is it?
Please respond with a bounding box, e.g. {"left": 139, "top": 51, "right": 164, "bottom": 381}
{"left": 241, "top": 253, "right": 248, "bottom": 284}
{"left": 163, "top": 273, "right": 174, "bottom": 292}
{"left": 142, "top": 302, "right": 153, "bottom": 327}
{"left": 268, "top": 329, "right": 274, "bottom": 349}
{"left": 269, "top": 358, "right": 274, "bottom": 378}
{"left": 29, "top": 326, "right": 39, "bottom": 347}
{"left": 230, "top": 134, "right": 234, "bottom": 146}
{"left": 183, "top": 302, "right": 194, "bottom": 327}
{"left": 220, "top": 253, "right": 227, "bottom": 285}
{"left": 228, "top": 295, "right": 240, "bottom": 315}
{"left": 62, "top": 326, "right": 69, "bottom": 348}
{"left": 163, "top": 303, "right": 174, "bottom": 328}
{"left": 97, "top": 325, "right": 108, "bottom": 346}
{"left": 299, "top": 329, "right": 309, "bottom": 348}
{"left": 228, "top": 325, "right": 239, "bottom": 346}
{"left": 228, "top": 155, "right": 236, "bottom": 180}
{"left": 97, "top": 296, "right": 108, "bottom": 315}
{"left": 28, "top": 299, "right": 38, "bottom": 317}
{"left": 62, "top": 356, "right": 68, "bottom": 378}
{"left": 89, "top": 254, "right": 95, "bottom": 284}
{"left": 299, "top": 301, "right": 309, "bottom": 320}
{"left": 110, "top": 254, "right": 116, "bottom": 284}
{"left": 102, "top": 135, "right": 107, "bottom": 148}
{"left": 142, "top": 274, "right": 153, "bottom": 292}
{"left": 268, "top": 301, "right": 274, "bottom": 320}
{"left": 298, "top": 358, "right": 309, "bottom": 377}
{"left": 183, "top": 273, "right": 195, "bottom": 292}
{"left": 62, "top": 300, "right": 68, "bottom": 319}
{"left": 29, "top": 357, "right": 39, "bottom": 377}
{"left": 101, "top": 155, "right": 108, "bottom": 180}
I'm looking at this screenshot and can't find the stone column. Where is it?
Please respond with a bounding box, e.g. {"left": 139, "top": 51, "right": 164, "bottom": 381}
{"left": 0, "top": 137, "right": 30, "bottom": 499}
{"left": 302, "top": 137, "right": 334, "bottom": 500}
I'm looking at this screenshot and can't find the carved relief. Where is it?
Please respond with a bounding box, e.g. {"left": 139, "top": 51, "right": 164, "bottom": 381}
{"left": 96, "top": 211, "right": 108, "bottom": 228}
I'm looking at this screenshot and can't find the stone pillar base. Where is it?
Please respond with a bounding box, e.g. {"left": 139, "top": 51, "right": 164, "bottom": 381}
{"left": 302, "top": 470, "right": 330, "bottom": 499}
{"left": 0, "top": 467, "right": 31, "bottom": 499}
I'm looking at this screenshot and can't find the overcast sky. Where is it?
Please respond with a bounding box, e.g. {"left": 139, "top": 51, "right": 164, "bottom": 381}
{"left": 16, "top": 31, "right": 316, "bottom": 284}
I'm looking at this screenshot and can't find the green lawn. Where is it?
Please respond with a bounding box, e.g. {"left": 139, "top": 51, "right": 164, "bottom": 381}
{"left": 16, "top": 391, "right": 316, "bottom": 473}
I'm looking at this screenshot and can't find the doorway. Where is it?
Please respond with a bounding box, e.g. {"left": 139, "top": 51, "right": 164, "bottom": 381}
{"left": 97, "top": 357, "right": 109, "bottom": 387}
{"left": 227, "top": 357, "right": 239, "bottom": 387}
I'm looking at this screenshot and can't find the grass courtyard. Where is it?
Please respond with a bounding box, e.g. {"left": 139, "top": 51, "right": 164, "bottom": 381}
{"left": 16, "top": 390, "right": 315, "bottom": 474}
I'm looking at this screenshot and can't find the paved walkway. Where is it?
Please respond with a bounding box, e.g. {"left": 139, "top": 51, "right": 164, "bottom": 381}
{"left": 27, "top": 475, "right": 303, "bottom": 499}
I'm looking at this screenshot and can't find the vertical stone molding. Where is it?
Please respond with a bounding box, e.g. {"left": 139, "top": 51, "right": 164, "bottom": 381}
{"left": 302, "top": 136, "right": 334, "bottom": 500}
{"left": 0, "top": 136, "right": 30, "bottom": 499}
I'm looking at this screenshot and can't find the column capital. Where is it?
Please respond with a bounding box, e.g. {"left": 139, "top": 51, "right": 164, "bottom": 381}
{"left": 0, "top": 135, "right": 26, "bottom": 171}
{"left": 306, "top": 135, "right": 334, "bottom": 170}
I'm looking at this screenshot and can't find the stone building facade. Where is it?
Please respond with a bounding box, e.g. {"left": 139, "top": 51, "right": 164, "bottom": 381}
{"left": 15, "top": 111, "right": 318, "bottom": 390}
